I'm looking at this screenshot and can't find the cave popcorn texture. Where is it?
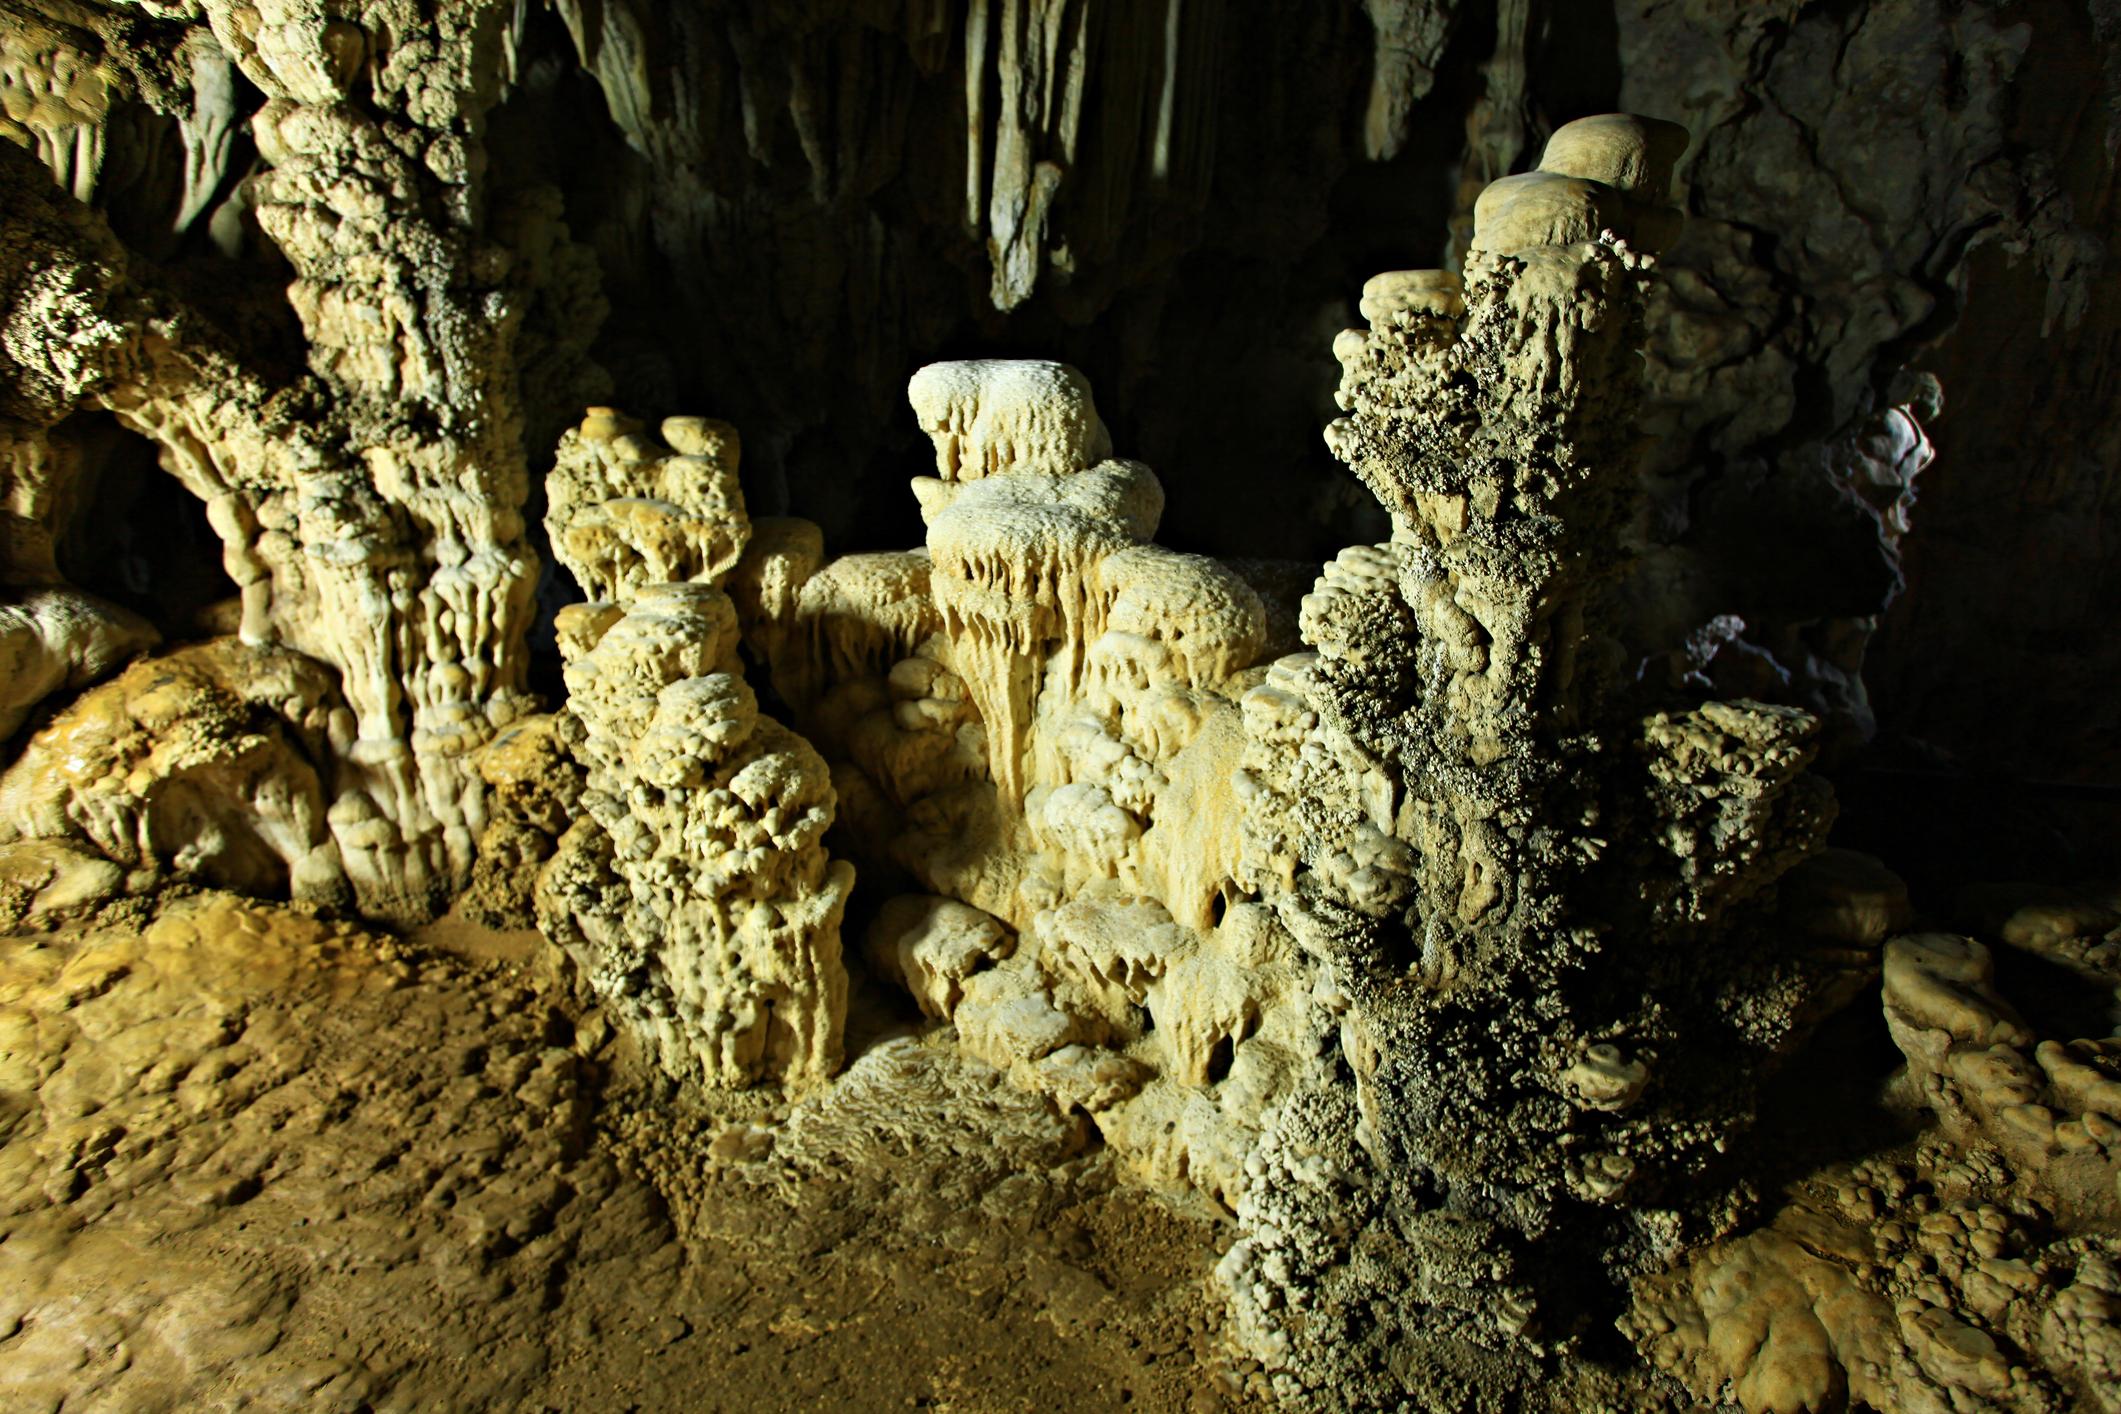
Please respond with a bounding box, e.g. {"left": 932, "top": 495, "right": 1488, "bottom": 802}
{"left": 539, "top": 115, "right": 1821, "bottom": 1400}
{"left": 536, "top": 410, "right": 853, "bottom": 1092}
{"left": 0, "top": 2, "right": 562, "bottom": 925}
{"left": 413, "top": 112, "right": 1896, "bottom": 1399}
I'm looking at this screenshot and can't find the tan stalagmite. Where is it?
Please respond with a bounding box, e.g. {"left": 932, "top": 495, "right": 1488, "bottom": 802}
{"left": 1208, "top": 112, "right": 1876, "bottom": 1402}
{"left": 906, "top": 359, "right": 1114, "bottom": 481}
{"left": 537, "top": 410, "right": 853, "bottom": 1093}
{"left": 546, "top": 409, "right": 751, "bottom": 604}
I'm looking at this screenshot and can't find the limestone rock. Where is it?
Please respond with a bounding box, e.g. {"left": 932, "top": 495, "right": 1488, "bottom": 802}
{"left": 1885, "top": 931, "right": 2121, "bottom": 1224}
{"left": 907, "top": 359, "right": 1113, "bottom": 482}
{"left": 537, "top": 410, "right": 854, "bottom": 1094}
{"left": 460, "top": 714, "right": 582, "bottom": 932}
{"left": 865, "top": 894, "right": 1015, "bottom": 1021}
{"left": 0, "top": 586, "right": 159, "bottom": 740}
{"left": 1468, "top": 113, "right": 1688, "bottom": 258}
{"left": 739, "top": 358, "right": 1316, "bottom": 1206}
{"left": 0, "top": 637, "right": 350, "bottom": 909}
{"left": 546, "top": 409, "right": 750, "bottom": 605}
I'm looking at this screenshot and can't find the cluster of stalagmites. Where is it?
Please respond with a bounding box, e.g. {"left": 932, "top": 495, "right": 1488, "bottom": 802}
{"left": 731, "top": 355, "right": 1317, "bottom": 1199}
{"left": 6, "top": 69, "right": 2117, "bottom": 1411}
{"left": 1197, "top": 113, "right": 1875, "bottom": 1402}
{"left": 493, "top": 115, "right": 1888, "bottom": 1406}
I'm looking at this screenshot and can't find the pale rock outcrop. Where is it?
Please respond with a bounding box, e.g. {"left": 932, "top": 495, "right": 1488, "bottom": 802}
{"left": 907, "top": 359, "right": 1114, "bottom": 483}
{"left": 459, "top": 712, "right": 581, "bottom": 932}
{"left": 0, "top": 586, "right": 159, "bottom": 741}
{"left": 0, "top": 2, "right": 604, "bottom": 924}
{"left": 536, "top": 410, "right": 853, "bottom": 1093}
{"left": 2, "top": 371, "right": 159, "bottom": 742}
{"left": 545, "top": 409, "right": 749, "bottom": 604}
{"left": 0, "top": 637, "right": 351, "bottom": 919}
{"left": 1884, "top": 931, "right": 2121, "bottom": 1224}
{"left": 0, "top": 11, "right": 117, "bottom": 204}
{"left": 1631, "top": 890, "right": 2121, "bottom": 1414}
{"left": 864, "top": 894, "right": 1015, "bottom": 1022}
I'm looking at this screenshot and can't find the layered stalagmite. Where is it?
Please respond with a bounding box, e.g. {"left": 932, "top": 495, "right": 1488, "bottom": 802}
{"left": 0, "top": 2, "right": 599, "bottom": 924}
{"left": 736, "top": 357, "right": 1319, "bottom": 1203}
{"left": 536, "top": 411, "right": 852, "bottom": 1092}
{"left": 1209, "top": 115, "right": 1870, "bottom": 1402}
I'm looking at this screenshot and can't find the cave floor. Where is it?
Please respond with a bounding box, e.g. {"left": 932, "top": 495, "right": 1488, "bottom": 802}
{"left": 0, "top": 892, "right": 1254, "bottom": 1412}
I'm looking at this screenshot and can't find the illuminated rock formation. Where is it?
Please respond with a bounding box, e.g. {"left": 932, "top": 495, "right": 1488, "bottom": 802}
{"left": 1629, "top": 887, "right": 2121, "bottom": 1413}
{"left": 0, "top": 2, "right": 583, "bottom": 924}
{"left": 1207, "top": 114, "right": 1873, "bottom": 1400}
{"left": 545, "top": 409, "right": 751, "bottom": 604}
{"left": 721, "top": 141, "right": 1869, "bottom": 1371}
{"left": 0, "top": 7, "right": 2111, "bottom": 1404}
{"left": 738, "top": 356, "right": 1316, "bottom": 1202}
{"left": 0, "top": 637, "right": 350, "bottom": 921}
{"left": 537, "top": 411, "right": 853, "bottom": 1093}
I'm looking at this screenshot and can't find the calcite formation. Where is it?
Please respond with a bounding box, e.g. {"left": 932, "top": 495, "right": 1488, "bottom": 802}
{"left": 1, "top": 3, "right": 2115, "bottom": 1406}
{"left": 656, "top": 139, "right": 1858, "bottom": 1406}
{"left": 0, "top": 1, "right": 597, "bottom": 924}
{"left": 702, "top": 114, "right": 1919, "bottom": 1405}
{"left": 536, "top": 410, "right": 853, "bottom": 1092}
{"left": 734, "top": 353, "right": 1321, "bottom": 1203}
{"left": 1202, "top": 115, "right": 1878, "bottom": 1401}
{"left": 0, "top": 637, "right": 350, "bottom": 924}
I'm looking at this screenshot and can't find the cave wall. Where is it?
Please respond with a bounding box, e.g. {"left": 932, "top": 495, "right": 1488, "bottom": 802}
{"left": 477, "top": 0, "right": 2117, "bottom": 810}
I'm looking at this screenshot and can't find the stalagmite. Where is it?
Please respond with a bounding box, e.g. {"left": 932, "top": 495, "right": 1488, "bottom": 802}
{"left": 0, "top": 2, "right": 616, "bottom": 925}
{"left": 738, "top": 355, "right": 1314, "bottom": 1203}
{"left": 538, "top": 410, "right": 853, "bottom": 1092}
{"left": 1212, "top": 113, "right": 1869, "bottom": 1399}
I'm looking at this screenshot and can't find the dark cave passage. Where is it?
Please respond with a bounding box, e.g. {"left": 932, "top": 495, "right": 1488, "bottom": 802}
{"left": 53, "top": 413, "right": 240, "bottom": 641}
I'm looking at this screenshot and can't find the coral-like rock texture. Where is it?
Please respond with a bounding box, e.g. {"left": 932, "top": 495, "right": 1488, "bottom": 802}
{"left": 1203, "top": 114, "right": 1865, "bottom": 1403}
{"left": 0, "top": 637, "right": 351, "bottom": 924}
{"left": 3, "top": 3, "right": 2118, "bottom": 1407}
{"left": 0, "top": 0, "right": 602, "bottom": 924}
{"left": 716, "top": 122, "right": 1878, "bottom": 1403}
{"left": 1631, "top": 886, "right": 2121, "bottom": 1413}
{"left": 537, "top": 410, "right": 852, "bottom": 1092}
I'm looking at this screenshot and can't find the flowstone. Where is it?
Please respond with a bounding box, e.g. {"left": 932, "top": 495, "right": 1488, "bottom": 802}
{"left": 1629, "top": 885, "right": 2121, "bottom": 1413}
{"left": 0, "top": 636, "right": 351, "bottom": 924}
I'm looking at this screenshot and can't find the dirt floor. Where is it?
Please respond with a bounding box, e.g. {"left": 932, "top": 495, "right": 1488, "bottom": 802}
{"left": 0, "top": 892, "right": 1260, "bottom": 1412}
